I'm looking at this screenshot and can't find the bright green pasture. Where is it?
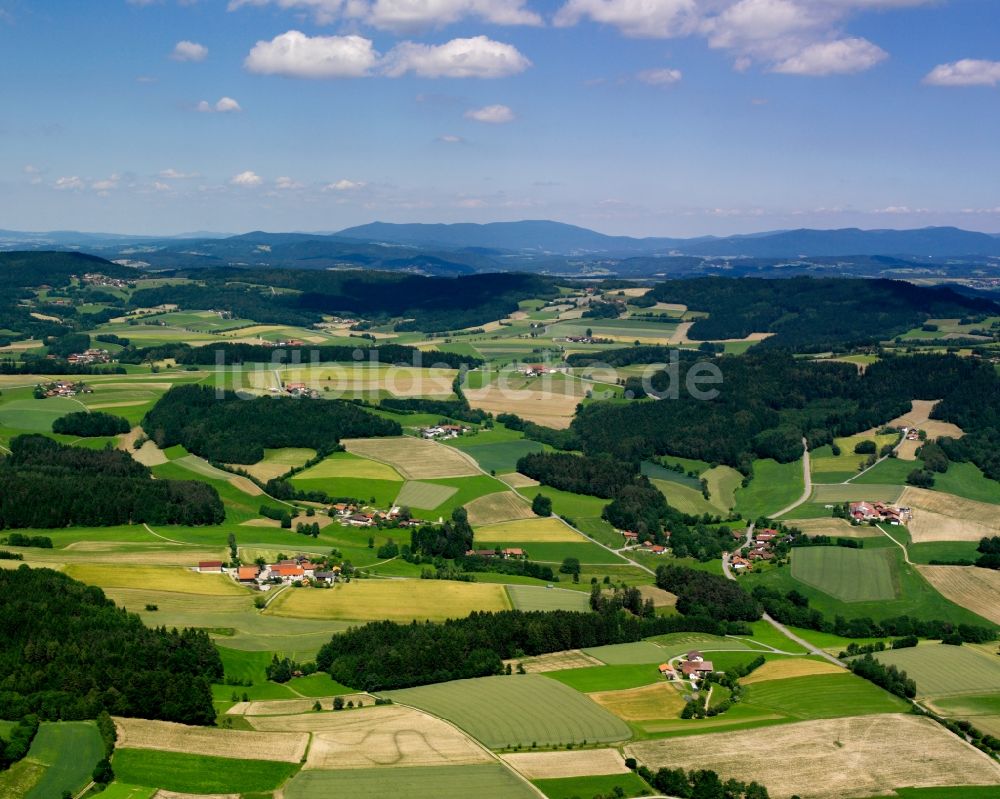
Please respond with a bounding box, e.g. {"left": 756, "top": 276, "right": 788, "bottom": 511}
{"left": 741, "top": 673, "right": 908, "bottom": 720}
{"left": 909, "top": 541, "right": 981, "bottom": 564}
{"left": 534, "top": 773, "right": 651, "bottom": 799}
{"left": 506, "top": 584, "right": 591, "bottom": 611}
{"left": 291, "top": 475, "right": 403, "bottom": 507}
{"left": 23, "top": 721, "right": 104, "bottom": 799}
{"left": 112, "top": 749, "right": 298, "bottom": 794}
{"left": 644, "top": 632, "right": 758, "bottom": 658}
{"left": 873, "top": 645, "right": 1000, "bottom": 698}
{"left": 582, "top": 642, "right": 669, "bottom": 665}
{"left": 284, "top": 765, "right": 537, "bottom": 799}
{"left": 790, "top": 547, "right": 898, "bottom": 602}
{"left": 382, "top": 675, "right": 631, "bottom": 748}
{"left": 811, "top": 433, "right": 898, "bottom": 482}
{"left": 291, "top": 450, "right": 401, "bottom": 481}
{"left": 94, "top": 784, "right": 156, "bottom": 799}
{"left": 809, "top": 483, "right": 903, "bottom": 504}
{"left": 855, "top": 458, "right": 1000, "bottom": 504}
{"left": 0, "top": 397, "right": 87, "bottom": 432}
{"left": 546, "top": 664, "right": 662, "bottom": 693}
{"left": 735, "top": 458, "right": 804, "bottom": 519}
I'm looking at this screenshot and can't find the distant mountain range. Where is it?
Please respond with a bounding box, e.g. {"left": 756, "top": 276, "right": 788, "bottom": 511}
{"left": 2, "top": 221, "right": 1000, "bottom": 277}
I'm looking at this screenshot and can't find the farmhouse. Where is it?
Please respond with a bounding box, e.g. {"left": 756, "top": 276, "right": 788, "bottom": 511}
{"left": 420, "top": 424, "right": 470, "bottom": 440}
{"left": 346, "top": 513, "right": 374, "bottom": 527}
{"left": 621, "top": 531, "right": 639, "bottom": 543}
{"left": 686, "top": 651, "right": 704, "bottom": 662}
{"left": 197, "top": 561, "right": 223, "bottom": 573}
{"left": 681, "top": 660, "right": 714, "bottom": 678}
{"left": 658, "top": 663, "right": 676, "bottom": 679}
{"left": 236, "top": 566, "right": 260, "bottom": 583}
{"left": 849, "top": 501, "right": 912, "bottom": 524}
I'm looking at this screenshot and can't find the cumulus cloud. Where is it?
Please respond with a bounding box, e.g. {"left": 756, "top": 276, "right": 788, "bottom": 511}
{"left": 464, "top": 104, "right": 515, "bottom": 123}
{"left": 438, "top": 134, "right": 465, "bottom": 143}
{"left": 771, "top": 37, "right": 887, "bottom": 75}
{"left": 245, "top": 31, "right": 379, "bottom": 78}
{"left": 325, "top": 179, "right": 366, "bottom": 191}
{"left": 637, "top": 67, "right": 682, "bottom": 85}
{"left": 197, "top": 97, "right": 243, "bottom": 113}
{"left": 159, "top": 168, "right": 199, "bottom": 179}
{"left": 231, "top": 170, "right": 263, "bottom": 186}
{"left": 383, "top": 36, "right": 530, "bottom": 79}
{"left": 91, "top": 174, "right": 121, "bottom": 192}
{"left": 924, "top": 59, "right": 1000, "bottom": 87}
{"left": 171, "top": 40, "right": 208, "bottom": 62}
{"left": 554, "top": 0, "right": 699, "bottom": 39}
{"left": 54, "top": 176, "right": 84, "bottom": 191}
{"left": 228, "top": 0, "right": 542, "bottom": 32}
{"left": 275, "top": 176, "right": 304, "bottom": 189}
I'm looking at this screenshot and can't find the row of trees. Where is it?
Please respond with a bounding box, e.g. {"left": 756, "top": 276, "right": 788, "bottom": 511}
{"left": 0, "top": 435, "right": 224, "bottom": 528}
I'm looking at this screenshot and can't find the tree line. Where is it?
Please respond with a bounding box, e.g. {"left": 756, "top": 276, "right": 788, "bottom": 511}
{"left": 52, "top": 411, "right": 131, "bottom": 437}
{"left": 0, "top": 435, "right": 224, "bottom": 528}
{"left": 655, "top": 565, "right": 763, "bottom": 622}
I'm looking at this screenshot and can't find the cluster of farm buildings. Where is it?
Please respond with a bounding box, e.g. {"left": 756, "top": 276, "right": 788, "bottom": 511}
{"left": 731, "top": 528, "right": 788, "bottom": 571}
{"left": 330, "top": 503, "right": 425, "bottom": 529}
{"left": 658, "top": 650, "right": 715, "bottom": 685}
{"left": 620, "top": 530, "right": 669, "bottom": 554}
{"left": 64, "top": 348, "right": 111, "bottom": 365}
{"left": 36, "top": 380, "right": 93, "bottom": 398}
{"left": 848, "top": 501, "right": 912, "bottom": 525}
{"left": 197, "top": 556, "right": 339, "bottom": 588}
{"left": 82, "top": 273, "right": 132, "bottom": 290}
{"left": 420, "top": 424, "right": 470, "bottom": 440}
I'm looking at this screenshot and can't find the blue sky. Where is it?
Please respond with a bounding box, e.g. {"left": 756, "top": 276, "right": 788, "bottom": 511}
{"left": 0, "top": 0, "right": 998, "bottom": 236}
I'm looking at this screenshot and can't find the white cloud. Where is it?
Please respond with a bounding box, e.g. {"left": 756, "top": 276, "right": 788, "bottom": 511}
{"left": 438, "top": 134, "right": 465, "bottom": 143}
{"left": 171, "top": 40, "right": 208, "bottom": 62}
{"left": 637, "top": 67, "right": 682, "bottom": 85}
{"left": 197, "top": 97, "right": 243, "bottom": 112}
{"left": 464, "top": 104, "right": 515, "bottom": 123}
{"left": 275, "top": 176, "right": 304, "bottom": 189}
{"left": 772, "top": 37, "right": 887, "bottom": 75}
{"left": 245, "top": 31, "right": 379, "bottom": 78}
{"left": 924, "top": 59, "right": 1000, "bottom": 87}
{"left": 228, "top": 0, "right": 541, "bottom": 31}
{"left": 91, "top": 174, "right": 121, "bottom": 192}
{"left": 231, "top": 170, "right": 263, "bottom": 186}
{"left": 54, "top": 176, "right": 84, "bottom": 191}
{"left": 159, "top": 168, "right": 199, "bottom": 179}
{"left": 23, "top": 165, "right": 43, "bottom": 185}
{"left": 325, "top": 179, "right": 366, "bottom": 191}
{"left": 384, "top": 36, "right": 530, "bottom": 79}
{"left": 153, "top": 181, "right": 172, "bottom": 192}
{"left": 554, "top": 0, "right": 699, "bottom": 39}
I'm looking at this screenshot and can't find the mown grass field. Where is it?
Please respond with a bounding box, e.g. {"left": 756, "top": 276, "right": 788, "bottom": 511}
{"left": 293, "top": 450, "right": 402, "bottom": 481}
{"left": 855, "top": 458, "right": 1000, "bottom": 505}
{"left": 873, "top": 644, "right": 1000, "bottom": 697}
{"left": 742, "top": 673, "right": 909, "bottom": 720}
{"left": 284, "top": 764, "right": 537, "bottom": 799}
{"left": 62, "top": 563, "right": 246, "bottom": 595}
{"left": 735, "top": 458, "right": 804, "bottom": 519}
{"left": 21, "top": 721, "right": 104, "bottom": 799}
{"left": 451, "top": 439, "right": 546, "bottom": 474}
{"left": 810, "top": 433, "right": 899, "bottom": 482}
{"left": 395, "top": 480, "right": 458, "bottom": 510}
{"left": 790, "top": 547, "right": 898, "bottom": 602}
{"left": 267, "top": 579, "right": 511, "bottom": 622}
{"left": 476, "top": 517, "right": 582, "bottom": 543}
{"left": 95, "top": 784, "right": 156, "bottom": 799}
{"left": 465, "top": 491, "right": 536, "bottom": 526}
{"left": 588, "top": 682, "right": 686, "bottom": 724}
{"left": 582, "top": 642, "right": 669, "bottom": 665}
{"left": 546, "top": 664, "right": 662, "bottom": 693}
{"left": 506, "top": 585, "right": 591, "bottom": 612}
{"left": 382, "top": 675, "right": 631, "bottom": 748}
{"left": 533, "top": 773, "right": 651, "bottom": 799}
{"left": 232, "top": 447, "right": 317, "bottom": 481}
{"left": 343, "top": 436, "right": 479, "bottom": 479}
{"left": 112, "top": 749, "right": 298, "bottom": 794}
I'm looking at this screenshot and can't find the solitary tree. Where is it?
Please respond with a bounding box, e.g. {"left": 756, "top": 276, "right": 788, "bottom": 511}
{"left": 532, "top": 493, "right": 552, "bottom": 517}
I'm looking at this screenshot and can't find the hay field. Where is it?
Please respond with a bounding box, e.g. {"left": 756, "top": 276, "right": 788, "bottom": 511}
{"left": 901, "top": 487, "right": 1000, "bottom": 542}
{"left": 114, "top": 718, "right": 307, "bottom": 764}
{"left": 382, "top": 675, "right": 631, "bottom": 748}
{"left": 636, "top": 584, "right": 677, "bottom": 608}
{"left": 283, "top": 764, "right": 537, "bottom": 799}
{"left": 342, "top": 437, "right": 480, "bottom": 479}
{"left": 229, "top": 448, "right": 315, "bottom": 481}
{"left": 465, "top": 385, "right": 582, "bottom": 429}
{"left": 791, "top": 518, "right": 880, "bottom": 538}
{"left": 266, "top": 579, "right": 511, "bottom": 622}
{"left": 897, "top": 438, "right": 921, "bottom": 460}
{"left": 294, "top": 451, "right": 402, "bottom": 481}
{"left": 790, "top": 547, "right": 897, "bottom": 602}
{"left": 465, "top": 492, "right": 535, "bottom": 526}
{"left": 58, "top": 542, "right": 226, "bottom": 567}
{"left": 626, "top": 714, "right": 1000, "bottom": 799}
{"left": 507, "top": 650, "right": 604, "bottom": 674}
{"left": 890, "top": 399, "right": 965, "bottom": 440}
{"left": 499, "top": 472, "right": 540, "bottom": 488}
{"left": 506, "top": 585, "right": 591, "bottom": 612}
{"left": 810, "top": 484, "right": 903, "bottom": 503}
{"left": 250, "top": 704, "right": 491, "bottom": 769}
{"left": 873, "top": 645, "right": 1000, "bottom": 697}
{"left": 235, "top": 695, "right": 370, "bottom": 716}
{"left": 254, "top": 365, "right": 458, "bottom": 398}
{"left": 741, "top": 659, "right": 844, "bottom": 685}
{"left": 502, "top": 749, "right": 629, "bottom": 779}
{"left": 587, "top": 683, "right": 685, "bottom": 722}
{"left": 475, "top": 517, "right": 581, "bottom": 543}
{"left": 63, "top": 564, "right": 245, "bottom": 596}
{"left": 395, "top": 480, "right": 458, "bottom": 509}
{"left": 117, "top": 427, "right": 169, "bottom": 466}
{"left": 917, "top": 565, "right": 1000, "bottom": 625}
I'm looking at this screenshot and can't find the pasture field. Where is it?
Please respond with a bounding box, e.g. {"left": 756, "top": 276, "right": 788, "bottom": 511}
{"left": 399, "top": 475, "right": 507, "bottom": 517}
{"left": 582, "top": 641, "right": 669, "bottom": 665}
{"left": 588, "top": 683, "right": 686, "bottom": 724}
{"left": 852, "top": 459, "right": 1000, "bottom": 504}
{"left": 292, "top": 450, "right": 402, "bottom": 481}
{"left": 650, "top": 478, "right": 720, "bottom": 517}
{"left": 229, "top": 447, "right": 316, "bottom": 481}
{"left": 94, "top": 784, "right": 156, "bottom": 799}
{"left": 508, "top": 650, "right": 604, "bottom": 674}
{"left": 342, "top": 436, "right": 480, "bottom": 478}
{"left": 705, "top": 465, "right": 742, "bottom": 511}
{"left": 532, "top": 773, "right": 651, "bottom": 799}
{"left": 62, "top": 564, "right": 246, "bottom": 596}
{"left": 546, "top": 664, "right": 662, "bottom": 693}
{"left": 452, "top": 439, "right": 546, "bottom": 474}
{"left": 114, "top": 717, "right": 308, "bottom": 763}
{"left": 809, "top": 483, "right": 903, "bottom": 504}
{"left": 872, "top": 644, "right": 1000, "bottom": 697}
{"left": 740, "top": 658, "right": 844, "bottom": 684}
{"left": 465, "top": 491, "right": 536, "bottom": 525}
{"left": 251, "top": 705, "right": 490, "bottom": 769}
{"left": 464, "top": 384, "right": 583, "bottom": 429}
{"left": 0, "top": 397, "right": 88, "bottom": 432}
{"left": 734, "top": 458, "right": 804, "bottom": 519}
{"left": 283, "top": 764, "right": 538, "bottom": 799}
{"left": 930, "top": 694, "right": 1000, "bottom": 737}
{"left": 909, "top": 540, "right": 981, "bottom": 564}
{"left": 382, "top": 674, "right": 631, "bottom": 748}
{"left": 502, "top": 748, "right": 630, "bottom": 779}
{"left": 475, "top": 517, "right": 581, "bottom": 543}
{"left": 112, "top": 749, "right": 298, "bottom": 795}
{"left": 742, "top": 673, "right": 909, "bottom": 720}
{"left": 506, "top": 585, "right": 591, "bottom": 612}
{"left": 19, "top": 721, "right": 104, "bottom": 799}
{"left": 266, "top": 579, "right": 511, "bottom": 622}
{"left": 917, "top": 566, "right": 1000, "bottom": 625}
{"left": 394, "top": 480, "right": 458, "bottom": 509}
{"left": 291, "top": 475, "right": 403, "bottom": 508}
{"left": 790, "top": 547, "right": 898, "bottom": 602}
{"left": 627, "top": 714, "right": 1000, "bottom": 799}
{"left": 0, "top": 758, "right": 44, "bottom": 799}
{"left": 810, "top": 433, "right": 899, "bottom": 482}
{"left": 900, "top": 487, "right": 1000, "bottom": 542}
{"left": 643, "top": 632, "right": 760, "bottom": 658}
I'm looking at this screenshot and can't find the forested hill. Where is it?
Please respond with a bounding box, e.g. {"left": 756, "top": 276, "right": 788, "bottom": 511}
{"left": 650, "top": 277, "right": 999, "bottom": 351}
{"left": 0, "top": 566, "right": 220, "bottom": 724}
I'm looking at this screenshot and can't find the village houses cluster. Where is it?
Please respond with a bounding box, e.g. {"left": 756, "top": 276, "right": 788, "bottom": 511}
{"left": 35, "top": 380, "right": 92, "bottom": 398}
{"left": 64, "top": 348, "right": 111, "bottom": 366}
{"left": 731, "top": 528, "right": 787, "bottom": 572}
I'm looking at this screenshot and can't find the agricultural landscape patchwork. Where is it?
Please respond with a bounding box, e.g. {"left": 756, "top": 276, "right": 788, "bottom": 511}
{"left": 3, "top": 251, "right": 1000, "bottom": 799}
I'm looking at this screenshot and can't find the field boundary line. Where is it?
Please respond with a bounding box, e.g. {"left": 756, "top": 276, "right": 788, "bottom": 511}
{"left": 142, "top": 523, "right": 190, "bottom": 546}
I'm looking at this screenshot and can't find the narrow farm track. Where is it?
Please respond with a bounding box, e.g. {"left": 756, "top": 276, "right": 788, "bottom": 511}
{"left": 142, "top": 522, "right": 190, "bottom": 546}
{"left": 877, "top": 524, "right": 913, "bottom": 566}
{"left": 772, "top": 438, "right": 811, "bottom": 518}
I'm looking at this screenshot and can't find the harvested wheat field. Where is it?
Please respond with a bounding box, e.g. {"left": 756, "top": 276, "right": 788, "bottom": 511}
{"left": 465, "top": 491, "right": 535, "bottom": 526}
{"left": 740, "top": 659, "right": 845, "bottom": 685}
{"left": 588, "top": 683, "right": 685, "bottom": 722}
{"left": 626, "top": 714, "right": 1000, "bottom": 799}
{"left": 465, "top": 385, "right": 582, "bottom": 429}
{"left": 505, "top": 649, "right": 604, "bottom": 674}
{"left": 62, "top": 542, "right": 226, "bottom": 567}
{"left": 890, "top": 400, "right": 964, "bottom": 440}
{"left": 228, "top": 475, "right": 263, "bottom": 495}
{"left": 896, "top": 438, "right": 921, "bottom": 461}
{"left": 499, "top": 472, "right": 540, "bottom": 488}
{"left": 118, "top": 427, "right": 168, "bottom": 466}
{"left": 114, "top": 717, "right": 308, "bottom": 763}
{"left": 502, "top": 748, "right": 630, "bottom": 779}
{"left": 241, "top": 514, "right": 334, "bottom": 530}
{"left": 792, "top": 518, "right": 881, "bottom": 538}
{"left": 636, "top": 584, "right": 677, "bottom": 608}
{"left": 234, "top": 695, "right": 372, "bottom": 716}
{"left": 901, "top": 487, "right": 1000, "bottom": 542}
{"left": 917, "top": 565, "right": 1000, "bottom": 625}
{"left": 250, "top": 705, "right": 491, "bottom": 769}
{"left": 342, "top": 437, "right": 480, "bottom": 479}
{"left": 475, "top": 517, "right": 582, "bottom": 543}
{"left": 63, "top": 564, "right": 245, "bottom": 596}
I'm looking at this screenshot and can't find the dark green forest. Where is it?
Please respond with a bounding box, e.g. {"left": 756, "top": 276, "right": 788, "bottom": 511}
{"left": 0, "top": 567, "right": 220, "bottom": 724}
{"left": 52, "top": 411, "right": 131, "bottom": 437}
